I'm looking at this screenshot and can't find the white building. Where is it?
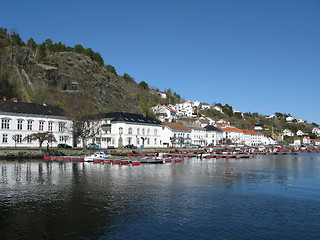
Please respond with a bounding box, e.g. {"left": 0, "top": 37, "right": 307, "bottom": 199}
{"left": 190, "top": 127, "right": 207, "bottom": 146}
{"left": 160, "top": 122, "right": 191, "bottom": 147}
{"left": 296, "top": 130, "right": 306, "bottom": 136}
{"left": 95, "top": 112, "right": 162, "bottom": 148}
{"left": 300, "top": 136, "right": 311, "bottom": 145}
{"left": 286, "top": 116, "right": 295, "bottom": 122}
{"left": 204, "top": 125, "right": 223, "bottom": 146}
{"left": 262, "top": 135, "right": 277, "bottom": 145}
{"left": 172, "top": 101, "right": 196, "bottom": 118}
{"left": 312, "top": 127, "right": 320, "bottom": 137}
{"left": 241, "top": 129, "right": 263, "bottom": 146}
{"left": 0, "top": 100, "right": 73, "bottom": 148}
{"left": 221, "top": 127, "right": 244, "bottom": 145}
{"left": 283, "top": 129, "right": 294, "bottom": 137}
{"left": 151, "top": 105, "right": 177, "bottom": 122}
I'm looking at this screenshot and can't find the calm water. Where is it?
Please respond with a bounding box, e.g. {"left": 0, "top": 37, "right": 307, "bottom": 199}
{"left": 0, "top": 154, "right": 320, "bottom": 240}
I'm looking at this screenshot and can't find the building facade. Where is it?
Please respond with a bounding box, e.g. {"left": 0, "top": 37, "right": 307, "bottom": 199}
{"left": 0, "top": 101, "right": 73, "bottom": 148}
{"left": 95, "top": 112, "right": 162, "bottom": 148}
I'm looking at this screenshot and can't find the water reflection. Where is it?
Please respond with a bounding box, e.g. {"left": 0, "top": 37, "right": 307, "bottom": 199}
{"left": 0, "top": 154, "right": 320, "bottom": 239}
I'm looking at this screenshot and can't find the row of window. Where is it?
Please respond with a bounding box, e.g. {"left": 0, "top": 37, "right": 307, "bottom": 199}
{"left": 120, "top": 127, "right": 158, "bottom": 136}
{"left": 126, "top": 137, "right": 158, "bottom": 145}
{"left": 1, "top": 118, "right": 66, "bottom": 132}
{"left": 2, "top": 134, "right": 69, "bottom": 144}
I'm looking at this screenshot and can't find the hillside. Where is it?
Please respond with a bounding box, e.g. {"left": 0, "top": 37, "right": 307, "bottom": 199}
{"left": 0, "top": 28, "right": 181, "bottom": 116}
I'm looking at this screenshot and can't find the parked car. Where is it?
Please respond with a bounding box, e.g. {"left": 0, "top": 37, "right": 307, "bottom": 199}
{"left": 57, "top": 144, "right": 72, "bottom": 148}
{"left": 124, "top": 144, "right": 137, "bottom": 149}
{"left": 87, "top": 143, "right": 97, "bottom": 149}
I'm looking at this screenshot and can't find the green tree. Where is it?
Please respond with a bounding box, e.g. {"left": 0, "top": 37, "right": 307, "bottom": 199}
{"left": 91, "top": 52, "right": 104, "bottom": 65}
{"left": 105, "top": 65, "right": 117, "bottom": 75}
{"left": 0, "top": 71, "right": 16, "bottom": 98}
{"left": 38, "top": 43, "right": 47, "bottom": 60}
{"left": 27, "top": 38, "right": 37, "bottom": 50}
{"left": 138, "top": 81, "right": 149, "bottom": 90}
{"left": 123, "top": 73, "right": 135, "bottom": 83}
{"left": 74, "top": 44, "right": 85, "bottom": 54}
{"left": 10, "top": 30, "right": 23, "bottom": 46}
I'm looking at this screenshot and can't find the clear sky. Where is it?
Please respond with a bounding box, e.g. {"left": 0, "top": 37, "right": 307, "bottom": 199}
{"left": 1, "top": 0, "right": 319, "bottom": 124}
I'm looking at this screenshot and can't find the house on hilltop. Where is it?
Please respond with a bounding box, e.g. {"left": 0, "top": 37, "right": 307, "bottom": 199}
{"left": 152, "top": 104, "right": 177, "bottom": 122}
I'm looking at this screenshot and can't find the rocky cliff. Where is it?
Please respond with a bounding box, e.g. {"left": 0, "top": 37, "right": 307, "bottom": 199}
{"left": 0, "top": 42, "right": 163, "bottom": 115}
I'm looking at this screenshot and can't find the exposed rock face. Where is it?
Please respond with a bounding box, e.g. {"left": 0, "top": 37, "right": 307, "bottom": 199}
{"left": 0, "top": 45, "right": 158, "bottom": 114}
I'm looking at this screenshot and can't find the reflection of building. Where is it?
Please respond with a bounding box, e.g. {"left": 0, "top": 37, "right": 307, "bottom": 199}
{"left": 96, "top": 112, "right": 162, "bottom": 148}
{"left": 0, "top": 100, "right": 73, "bottom": 148}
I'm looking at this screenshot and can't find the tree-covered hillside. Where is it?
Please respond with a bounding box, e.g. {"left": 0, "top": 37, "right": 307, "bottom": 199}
{"left": 0, "top": 28, "right": 181, "bottom": 116}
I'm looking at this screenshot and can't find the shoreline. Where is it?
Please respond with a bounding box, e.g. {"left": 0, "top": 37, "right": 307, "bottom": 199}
{"left": 0, "top": 148, "right": 205, "bottom": 160}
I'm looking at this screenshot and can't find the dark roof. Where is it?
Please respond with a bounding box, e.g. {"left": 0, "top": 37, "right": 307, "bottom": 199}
{"left": 99, "top": 112, "right": 160, "bottom": 124}
{"left": 0, "top": 101, "right": 66, "bottom": 116}
{"left": 204, "top": 125, "right": 222, "bottom": 132}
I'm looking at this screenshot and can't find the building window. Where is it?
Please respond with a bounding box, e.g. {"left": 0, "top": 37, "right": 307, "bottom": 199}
{"left": 142, "top": 128, "right": 145, "bottom": 135}
{"left": 1, "top": 119, "right": 10, "bottom": 129}
{"left": 137, "top": 138, "right": 140, "bottom": 145}
{"left": 58, "top": 122, "right": 65, "bottom": 132}
{"left": 137, "top": 128, "right": 140, "bottom": 135}
{"left": 59, "top": 136, "right": 64, "bottom": 142}
{"left": 2, "top": 134, "right": 8, "bottom": 143}
{"left": 119, "top": 127, "right": 123, "bottom": 134}
{"left": 48, "top": 122, "right": 53, "bottom": 132}
{"left": 26, "top": 136, "right": 32, "bottom": 143}
{"left": 16, "top": 135, "right": 22, "bottom": 143}
{"left": 17, "top": 119, "right": 23, "bottom": 130}
{"left": 147, "top": 138, "right": 150, "bottom": 145}
{"left": 154, "top": 129, "right": 157, "bottom": 136}
{"left": 39, "top": 121, "right": 45, "bottom": 131}
{"left": 128, "top": 127, "right": 133, "bottom": 134}
{"left": 147, "top": 129, "right": 150, "bottom": 135}
{"left": 154, "top": 138, "right": 157, "bottom": 145}
{"left": 27, "top": 120, "right": 33, "bottom": 130}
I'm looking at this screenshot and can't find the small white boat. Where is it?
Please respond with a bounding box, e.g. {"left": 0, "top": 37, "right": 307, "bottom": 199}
{"left": 84, "top": 151, "right": 111, "bottom": 162}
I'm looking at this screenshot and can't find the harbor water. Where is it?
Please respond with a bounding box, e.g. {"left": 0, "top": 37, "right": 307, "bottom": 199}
{"left": 0, "top": 154, "right": 320, "bottom": 239}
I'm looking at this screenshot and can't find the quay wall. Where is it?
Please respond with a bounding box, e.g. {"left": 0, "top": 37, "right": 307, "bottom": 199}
{"left": 0, "top": 148, "right": 205, "bottom": 160}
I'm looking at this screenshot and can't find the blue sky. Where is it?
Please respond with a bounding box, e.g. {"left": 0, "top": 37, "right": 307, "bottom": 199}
{"left": 1, "top": 0, "right": 319, "bottom": 124}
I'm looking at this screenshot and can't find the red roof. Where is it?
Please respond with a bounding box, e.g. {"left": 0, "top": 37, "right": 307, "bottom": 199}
{"left": 165, "top": 105, "right": 176, "bottom": 112}
{"left": 241, "top": 129, "right": 261, "bottom": 135}
{"left": 221, "top": 127, "right": 242, "bottom": 132}
{"left": 217, "top": 122, "right": 229, "bottom": 126}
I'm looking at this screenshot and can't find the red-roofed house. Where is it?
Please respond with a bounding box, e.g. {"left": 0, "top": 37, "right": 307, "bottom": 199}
{"left": 301, "top": 136, "right": 311, "bottom": 145}
{"left": 311, "top": 139, "right": 320, "bottom": 146}
{"left": 241, "top": 129, "right": 263, "bottom": 146}
{"left": 152, "top": 104, "right": 177, "bottom": 122}
{"left": 221, "top": 127, "right": 244, "bottom": 144}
